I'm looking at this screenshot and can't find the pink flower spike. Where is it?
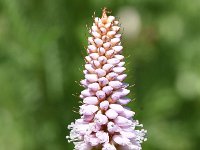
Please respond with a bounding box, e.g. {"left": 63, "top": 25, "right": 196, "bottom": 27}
{"left": 67, "top": 9, "right": 146, "bottom": 150}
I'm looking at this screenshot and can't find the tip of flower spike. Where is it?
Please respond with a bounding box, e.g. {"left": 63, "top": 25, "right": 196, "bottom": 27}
{"left": 102, "top": 7, "right": 108, "bottom": 18}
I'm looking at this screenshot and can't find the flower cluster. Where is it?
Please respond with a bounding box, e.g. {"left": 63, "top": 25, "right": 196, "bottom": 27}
{"left": 67, "top": 9, "right": 147, "bottom": 150}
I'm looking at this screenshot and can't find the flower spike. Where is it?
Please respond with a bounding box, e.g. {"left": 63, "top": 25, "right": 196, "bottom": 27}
{"left": 67, "top": 9, "right": 147, "bottom": 150}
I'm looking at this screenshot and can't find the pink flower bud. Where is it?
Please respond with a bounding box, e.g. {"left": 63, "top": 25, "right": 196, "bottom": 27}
{"left": 109, "top": 81, "right": 122, "bottom": 89}
{"left": 116, "top": 74, "right": 127, "bottom": 81}
{"left": 98, "top": 47, "right": 106, "bottom": 55}
{"left": 94, "top": 38, "right": 103, "bottom": 47}
{"left": 91, "top": 60, "right": 101, "bottom": 68}
{"left": 95, "top": 68, "right": 106, "bottom": 77}
{"left": 80, "top": 105, "right": 98, "bottom": 115}
{"left": 89, "top": 53, "right": 99, "bottom": 60}
{"left": 107, "top": 31, "right": 116, "bottom": 37}
{"left": 114, "top": 20, "right": 119, "bottom": 25}
{"left": 102, "top": 64, "right": 113, "bottom": 72}
{"left": 105, "top": 109, "right": 118, "bottom": 119}
{"left": 110, "top": 92, "right": 121, "bottom": 101}
{"left": 96, "top": 131, "right": 109, "bottom": 143}
{"left": 121, "top": 108, "right": 135, "bottom": 118}
{"left": 80, "top": 79, "right": 89, "bottom": 87}
{"left": 89, "top": 137, "right": 100, "bottom": 146}
{"left": 88, "top": 37, "right": 95, "bottom": 45}
{"left": 107, "top": 16, "right": 115, "bottom": 22}
{"left": 103, "top": 42, "right": 111, "bottom": 49}
{"left": 91, "top": 25, "right": 98, "bottom": 32}
{"left": 83, "top": 96, "right": 99, "bottom": 105}
{"left": 114, "top": 55, "right": 124, "bottom": 60}
{"left": 92, "top": 31, "right": 101, "bottom": 38}
{"left": 107, "top": 58, "right": 120, "bottom": 65}
{"left": 96, "top": 90, "right": 106, "bottom": 100}
{"left": 85, "top": 56, "right": 92, "bottom": 62}
{"left": 112, "top": 135, "right": 130, "bottom": 145}
{"left": 117, "top": 97, "right": 131, "bottom": 105}
{"left": 107, "top": 122, "right": 120, "bottom": 133}
{"left": 105, "top": 22, "right": 111, "bottom": 28}
{"left": 99, "top": 101, "right": 109, "bottom": 110}
{"left": 112, "top": 46, "right": 123, "bottom": 53}
{"left": 111, "top": 26, "right": 120, "bottom": 32}
{"left": 111, "top": 38, "right": 120, "bottom": 45}
{"left": 98, "top": 77, "right": 109, "bottom": 87}
{"left": 83, "top": 114, "right": 95, "bottom": 122}
{"left": 102, "top": 143, "right": 116, "bottom": 150}
{"left": 85, "top": 74, "right": 98, "bottom": 82}
{"left": 112, "top": 67, "right": 126, "bottom": 74}
{"left": 106, "top": 72, "right": 118, "bottom": 80}
{"left": 88, "top": 83, "right": 100, "bottom": 91}
{"left": 114, "top": 116, "right": 132, "bottom": 126}
{"left": 102, "top": 86, "right": 113, "bottom": 95}
{"left": 105, "top": 50, "right": 115, "bottom": 58}
{"left": 81, "top": 89, "right": 95, "bottom": 97}
{"left": 95, "top": 114, "right": 108, "bottom": 125}
{"left": 109, "top": 104, "right": 124, "bottom": 113}
{"left": 85, "top": 64, "right": 95, "bottom": 73}
{"left": 115, "top": 34, "right": 121, "bottom": 38}
{"left": 100, "top": 27, "right": 107, "bottom": 33}
{"left": 98, "top": 56, "right": 107, "bottom": 64}
{"left": 88, "top": 45, "right": 97, "bottom": 53}
{"left": 116, "top": 88, "right": 130, "bottom": 97}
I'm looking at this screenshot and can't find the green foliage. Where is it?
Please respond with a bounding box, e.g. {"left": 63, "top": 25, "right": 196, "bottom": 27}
{"left": 0, "top": 0, "right": 200, "bottom": 149}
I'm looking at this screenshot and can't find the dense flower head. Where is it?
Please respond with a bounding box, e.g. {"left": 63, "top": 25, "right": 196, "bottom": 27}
{"left": 67, "top": 8, "right": 147, "bottom": 150}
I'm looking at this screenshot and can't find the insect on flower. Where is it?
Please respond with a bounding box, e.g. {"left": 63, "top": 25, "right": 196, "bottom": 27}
{"left": 67, "top": 8, "right": 147, "bottom": 150}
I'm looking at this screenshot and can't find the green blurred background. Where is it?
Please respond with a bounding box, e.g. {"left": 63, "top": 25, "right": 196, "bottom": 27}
{"left": 0, "top": 0, "right": 200, "bottom": 149}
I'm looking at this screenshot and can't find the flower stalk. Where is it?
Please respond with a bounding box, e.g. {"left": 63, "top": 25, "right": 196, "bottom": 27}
{"left": 67, "top": 8, "right": 147, "bottom": 150}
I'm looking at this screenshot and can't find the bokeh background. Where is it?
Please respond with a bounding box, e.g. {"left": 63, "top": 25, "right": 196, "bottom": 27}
{"left": 0, "top": 0, "right": 200, "bottom": 149}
